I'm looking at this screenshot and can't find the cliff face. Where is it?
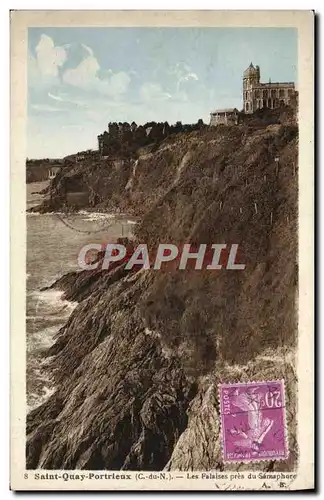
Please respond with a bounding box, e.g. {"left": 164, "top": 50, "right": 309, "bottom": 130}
{"left": 27, "top": 116, "right": 298, "bottom": 471}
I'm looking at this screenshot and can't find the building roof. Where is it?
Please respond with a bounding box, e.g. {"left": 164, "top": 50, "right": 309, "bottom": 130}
{"left": 210, "top": 108, "right": 239, "bottom": 114}
{"left": 243, "top": 62, "right": 258, "bottom": 77}
{"left": 258, "top": 82, "right": 295, "bottom": 88}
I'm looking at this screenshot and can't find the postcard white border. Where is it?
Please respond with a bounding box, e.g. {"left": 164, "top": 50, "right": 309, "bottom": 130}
{"left": 10, "top": 10, "right": 314, "bottom": 491}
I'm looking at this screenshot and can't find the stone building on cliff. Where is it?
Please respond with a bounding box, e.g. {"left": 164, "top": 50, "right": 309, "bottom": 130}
{"left": 209, "top": 108, "right": 239, "bottom": 126}
{"left": 243, "top": 62, "right": 297, "bottom": 113}
{"left": 210, "top": 62, "right": 297, "bottom": 125}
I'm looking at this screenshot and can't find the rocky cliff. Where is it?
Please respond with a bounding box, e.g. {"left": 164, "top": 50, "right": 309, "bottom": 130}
{"left": 27, "top": 112, "right": 298, "bottom": 471}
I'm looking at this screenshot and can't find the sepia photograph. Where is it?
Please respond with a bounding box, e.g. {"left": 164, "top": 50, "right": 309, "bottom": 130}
{"left": 10, "top": 10, "right": 314, "bottom": 491}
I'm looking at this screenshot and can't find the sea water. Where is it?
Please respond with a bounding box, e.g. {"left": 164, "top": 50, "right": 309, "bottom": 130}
{"left": 26, "top": 182, "right": 135, "bottom": 410}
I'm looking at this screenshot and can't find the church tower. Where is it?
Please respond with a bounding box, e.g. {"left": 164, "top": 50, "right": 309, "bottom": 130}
{"left": 243, "top": 62, "right": 260, "bottom": 113}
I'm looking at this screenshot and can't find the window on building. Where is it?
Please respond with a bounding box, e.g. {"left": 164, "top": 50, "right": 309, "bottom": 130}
{"left": 245, "top": 102, "right": 249, "bottom": 112}
{"left": 279, "top": 88, "right": 285, "bottom": 97}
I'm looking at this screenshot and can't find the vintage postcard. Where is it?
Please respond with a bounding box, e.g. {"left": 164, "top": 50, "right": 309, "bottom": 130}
{"left": 10, "top": 10, "right": 314, "bottom": 491}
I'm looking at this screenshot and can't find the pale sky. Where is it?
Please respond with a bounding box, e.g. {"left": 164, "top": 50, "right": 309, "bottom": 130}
{"left": 27, "top": 27, "right": 297, "bottom": 159}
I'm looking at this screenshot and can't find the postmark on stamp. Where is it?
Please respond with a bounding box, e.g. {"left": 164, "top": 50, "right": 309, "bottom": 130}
{"left": 219, "top": 380, "right": 288, "bottom": 463}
